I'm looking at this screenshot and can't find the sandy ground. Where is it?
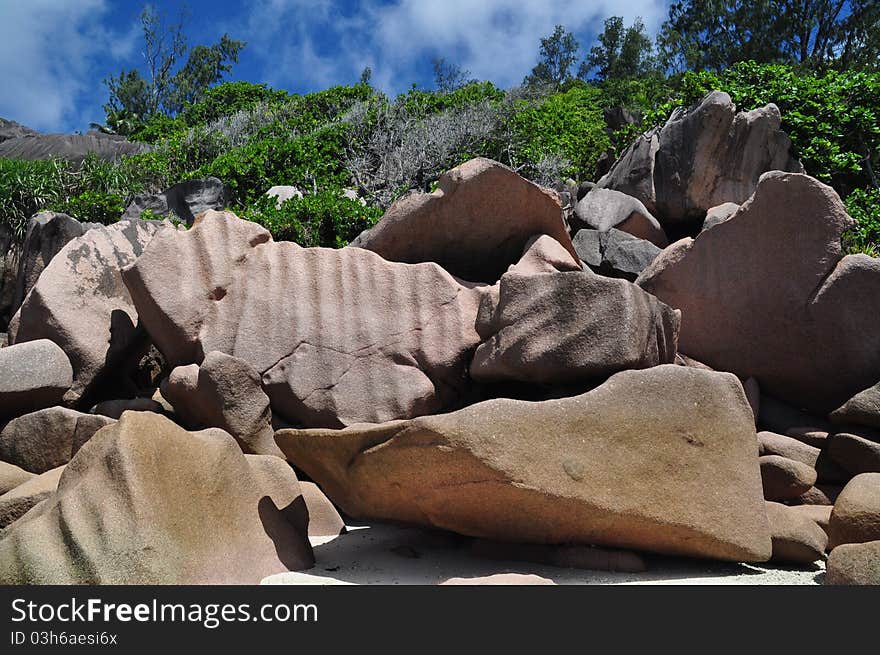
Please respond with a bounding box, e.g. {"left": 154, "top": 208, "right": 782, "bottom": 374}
{"left": 262, "top": 522, "right": 824, "bottom": 585}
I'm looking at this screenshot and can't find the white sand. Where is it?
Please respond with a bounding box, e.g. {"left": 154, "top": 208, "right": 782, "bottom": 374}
{"left": 262, "top": 522, "right": 824, "bottom": 585}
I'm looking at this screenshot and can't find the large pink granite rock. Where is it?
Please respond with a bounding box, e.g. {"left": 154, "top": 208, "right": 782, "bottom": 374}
{"left": 0, "top": 412, "right": 314, "bottom": 583}
{"left": 9, "top": 220, "right": 164, "bottom": 404}
{"left": 122, "top": 211, "right": 486, "bottom": 428}
{"left": 636, "top": 172, "right": 879, "bottom": 413}
{"left": 351, "top": 157, "right": 578, "bottom": 282}
{"left": 276, "top": 365, "right": 771, "bottom": 562}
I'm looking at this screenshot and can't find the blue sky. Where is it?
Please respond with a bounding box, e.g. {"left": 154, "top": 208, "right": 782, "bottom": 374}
{"left": 0, "top": 0, "right": 670, "bottom": 133}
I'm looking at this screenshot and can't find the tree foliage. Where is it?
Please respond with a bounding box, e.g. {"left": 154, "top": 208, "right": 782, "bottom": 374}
{"left": 658, "top": 0, "right": 880, "bottom": 72}
{"left": 584, "top": 16, "right": 655, "bottom": 80}
{"left": 524, "top": 25, "right": 581, "bottom": 89}
{"left": 102, "top": 5, "right": 245, "bottom": 133}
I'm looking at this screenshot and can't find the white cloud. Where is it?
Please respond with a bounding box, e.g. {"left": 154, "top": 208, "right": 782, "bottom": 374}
{"left": 244, "top": 0, "right": 669, "bottom": 94}
{"left": 0, "top": 0, "right": 139, "bottom": 132}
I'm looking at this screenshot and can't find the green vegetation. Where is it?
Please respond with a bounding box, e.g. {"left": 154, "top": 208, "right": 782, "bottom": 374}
{"left": 1, "top": 5, "right": 877, "bottom": 253}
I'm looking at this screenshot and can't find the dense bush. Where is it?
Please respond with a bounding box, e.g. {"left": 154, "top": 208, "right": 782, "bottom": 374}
{"left": 509, "top": 83, "right": 611, "bottom": 180}
{"left": 843, "top": 188, "right": 880, "bottom": 256}
{"left": 243, "top": 191, "right": 382, "bottom": 247}
{"left": 2, "top": 64, "right": 878, "bottom": 255}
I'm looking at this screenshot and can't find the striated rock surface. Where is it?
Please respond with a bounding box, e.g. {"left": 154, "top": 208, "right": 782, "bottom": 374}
{"left": 0, "top": 413, "right": 314, "bottom": 583}
{"left": 123, "top": 211, "right": 485, "bottom": 428}
{"left": 351, "top": 158, "right": 577, "bottom": 282}
{"left": 637, "top": 172, "right": 879, "bottom": 413}
{"left": 276, "top": 365, "right": 771, "bottom": 562}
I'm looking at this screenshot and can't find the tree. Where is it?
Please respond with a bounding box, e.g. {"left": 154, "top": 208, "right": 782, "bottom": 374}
{"left": 359, "top": 66, "right": 373, "bottom": 85}
{"left": 658, "top": 0, "right": 879, "bottom": 72}
{"left": 432, "top": 57, "right": 472, "bottom": 93}
{"left": 524, "top": 25, "right": 581, "bottom": 89}
{"left": 583, "top": 16, "right": 654, "bottom": 80}
{"left": 102, "top": 5, "right": 245, "bottom": 132}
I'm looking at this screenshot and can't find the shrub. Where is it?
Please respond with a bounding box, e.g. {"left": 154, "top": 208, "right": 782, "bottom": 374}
{"left": 50, "top": 190, "right": 125, "bottom": 225}
{"left": 179, "top": 81, "right": 290, "bottom": 127}
{"left": 509, "top": 83, "right": 611, "bottom": 180}
{"left": 242, "top": 191, "right": 382, "bottom": 247}
{"left": 843, "top": 187, "right": 880, "bottom": 256}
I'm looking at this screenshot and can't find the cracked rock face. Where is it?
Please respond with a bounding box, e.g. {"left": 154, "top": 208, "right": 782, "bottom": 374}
{"left": 598, "top": 91, "right": 802, "bottom": 226}
{"left": 0, "top": 413, "right": 314, "bottom": 584}
{"left": 122, "top": 211, "right": 486, "bottom": 428}
{"left": 8, "top": 220, "right": 164, "bottom": 405}
{"left": 276, "top": 365, "right": 771, "bottom": 562}
{"left": 637, "top": 172, "right": 880, "bottom": 414}
{"left": 351, "top": 157, "right": 578, "bottom": 282}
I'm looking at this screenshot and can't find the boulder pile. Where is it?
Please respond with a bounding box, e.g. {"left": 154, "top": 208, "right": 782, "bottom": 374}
{"left": 0, "top": 90, "right": 877, "bottom": 584}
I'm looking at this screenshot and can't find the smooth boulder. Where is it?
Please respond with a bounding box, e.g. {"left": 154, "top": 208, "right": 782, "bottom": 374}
{"left": 471, "top": 270, "right": 679, "bottom": 385}
{"left": 571, "top": 188, "right": 667, "bottom": 247}
{"left": 276, "top": 365, "right": 771, "bottom": 562}
{"left": 351, "top": 157, "right": 578, "bottom": 282}
{"left": 573, "top": 228, "right": 661, "bottom": 281}
{"left": 760, "top": 455, "right": 817, "bottom": 501}
{"left": 636, "top": 172, "right": 880, "bottom": 414}
{"left": 0, "top": 461, "right": 34, "bottom": 495}
{"left": 0, "top": 340, "right": 72, "bottom": 419}
{"left": 122, "top": 211, "right": 485, "bottom": 428}
{"left": 161, "top": 351, "right": 280, "bottom": 456}
{"left": 0, "top": 407, "right": 114, "bottom": 473}
{"left": 0, "top": 466, "right": 63, "bottom": 529}
{"left": 827, "top": 473, "right": 880, "bottom": 548}
{"left": 765, "top": 501, "right": 827, "bottom": 564}
{"left": 825, "top": 541, "right": 880, "bottom": 585}
{"left": 0, "top": 413, "right": 314, "bottom": 583}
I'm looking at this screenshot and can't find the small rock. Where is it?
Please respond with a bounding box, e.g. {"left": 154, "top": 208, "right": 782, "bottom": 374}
{"left": 827, "top": 473, "right": 880, "bottom": 548}
{"left": 0, "top": 340, "right": 72, "bottom": 419}
{"left": 758, "top": 431, "right": 819, "bottom": 467}
{"left": 825, "top": 541, "right": 880, "bottom": 585}
{"left": 760, "top": 455, "right": 817, "bottom": 501}
{"left": 765, "top": 501, "right": 828, "bottom": 563}
{"left": 0, "top": 407, "right": 114, "bottom": 473}
{"left": 90, "top": 397, "right": 164, "bottom": 420}
{"left": 701, "top": 202, "right": 740, "bottom": 231}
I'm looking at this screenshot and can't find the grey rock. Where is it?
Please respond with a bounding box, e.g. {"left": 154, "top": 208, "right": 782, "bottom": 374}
{"left": 701, "top": 202, "right": 740, "bottom": 231}
{"left": 0, "top": 340, "right": 72, "bottom": 419}
{"left": 121, "top": 177, "right": 229, "bottom": 225}
{"left": 572, "top": 188, "right": 667, "bottom": 247}
{"left": 573, "top": 228, "right": 661, "bottom": 281}
{"left": 599, "top": 91, "right": 802, "bottom": 226}
{"left": 0, "top": 118, "right": 37, "bottom": 143}
{"left": 0, "top": 131, "right": 145, "bottom": 164}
